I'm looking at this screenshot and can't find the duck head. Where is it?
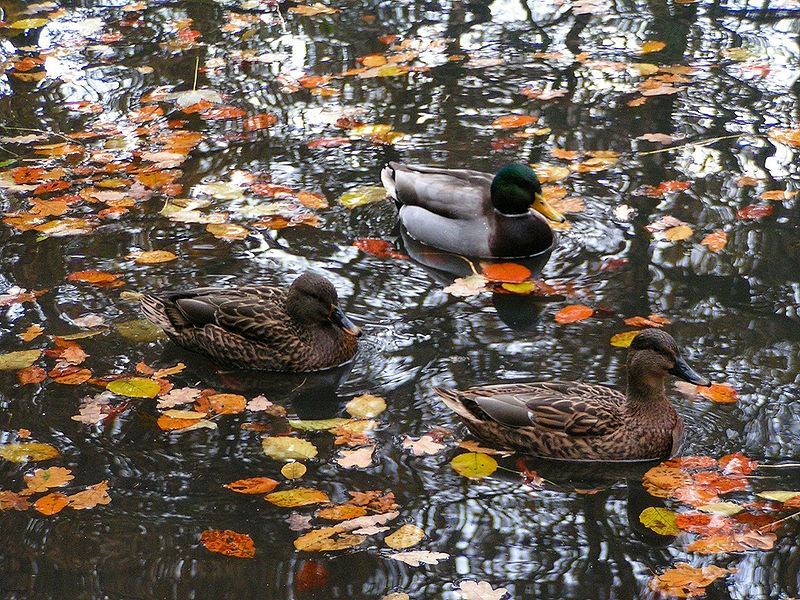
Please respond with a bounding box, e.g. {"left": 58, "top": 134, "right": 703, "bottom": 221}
{"left": 627, "top": 328, "right": 710, "bottom": 390}
{"left": 287, "top": 272, "right": 361, "bottom": 337}
{"left": 490, "top": 163, "right": 566, "bottom": 222}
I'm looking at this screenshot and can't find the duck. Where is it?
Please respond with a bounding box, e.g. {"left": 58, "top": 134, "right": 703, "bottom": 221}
{"left": 381, "top": 162, "right": 566, "bottom": 258}
{"left": 139, "top": 272, "right": 361, "bottom": 372}
{"left": 435, "top": 329, "right": 710, "bottom": 461}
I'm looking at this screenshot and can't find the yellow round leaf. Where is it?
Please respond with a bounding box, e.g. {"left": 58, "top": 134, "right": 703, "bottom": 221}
{"left": 450, "top": 452, "right": 498, "bottom": 479}
{"left": 107, "top": 377, "right": 161, "bottom": 398}
{"left": 281, "top": 462, "right": 307, "bottom": 480}
{"left": 639, "top": 506, "right": 679, "bottom": 536}
{"left": 610, "top": 330, "right": 641, "bottom": 348}
{"left": 133, "top": 250, "right": 177, "bottom": 264}
{"left": 384, "top": 524, "right": 425, "bottom": 550}
{"left": 345, "top": 394, "right": 387, "bottom": 418}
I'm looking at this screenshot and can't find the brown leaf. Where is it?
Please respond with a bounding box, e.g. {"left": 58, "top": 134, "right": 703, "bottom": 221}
{"left": 200, "top": 529, "right": 255, "bottom": 558}
{"left": 737, "top": 204, "right": 773, "bottom": 220}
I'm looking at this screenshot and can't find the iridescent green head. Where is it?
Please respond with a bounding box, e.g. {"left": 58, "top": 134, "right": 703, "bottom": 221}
{"left": 490, "top": 163, "right": 565, "bottom": 221}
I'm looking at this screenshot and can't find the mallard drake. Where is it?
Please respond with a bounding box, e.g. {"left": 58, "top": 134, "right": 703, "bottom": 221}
{"left": 381, "top": 162, "right": 565, "bottom": 258}
{"left": 435, "top": 329, "right": 710, "bottom": 461}
{"left": 139, "top": 272, "right": 361, "bottom": 372}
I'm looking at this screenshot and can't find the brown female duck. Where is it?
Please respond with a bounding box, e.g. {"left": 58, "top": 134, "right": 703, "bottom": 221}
{"left": 435, "top": 329, "right": 710, "bottom": 461}
{"left": 140, "top": 272, "right": 360, "bottom": 372}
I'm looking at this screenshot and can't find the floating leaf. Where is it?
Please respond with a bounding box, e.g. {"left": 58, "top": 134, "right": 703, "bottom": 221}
{"left": 757, "top": 490, "right": 800, "bottom": 502}
{"left": 289, "top": 417, "right": 350, "bottom": 431}
{"left": 450, "top": 452, "right": 498, "bottom": 479}
{"left": 443, "top": 275, "right": 488, "bottom": 297}
{"left": 701, "top": 230, "right": 727, "bottom": 253}
{"left": 337, "top": 186, "right": 386, "bottom": 209}
{"left": 697, "top": 383, "right": 738, "bottom": 404}
{"left": 293, "top": 527, "right": 366, "bottom": 552}
{"left": 115, "top": 319, "right": 166, "bottom": 343}
{"left": 7, "top": 18, "right": 51, "bottom": 29}
{"left": 554, "top": 304, "right": 593, "bottom": 324}
{"left": 649, "top": 563, "right": 736, "bottom": 598}
{"left": 697, "top": 502, "right": 743, "bottom": 516}
{"left": 265, "top": 488, "right": 330, "bottom": 507}
{"left": 262, "top": 437, "right": 318, "bottom": 461}
{"left": 457, "top": 581, "right": 509, "bottom": 600}
{"left": 481, "top": 263, "right": 531, "bottom": 283}
{"left": 610, "top": 330, "right": 641, "bottom": 348}
{"left": 281, "top": 462, "right": 307, "bottom": 480}
{"left": 17, "top": 365, "right": 46, "bottom": 385}
{"left": 23, "top": 466, "right": 74, "bottom": 493}
{"left": 207, "top": 223, "right": 249, "bottom": 240}
{"left": 760, "top": 190, "right": 795, "bottom": 201}
{"left": 336, "top": 445, "right": 375, "bottom": 469}
{"left": 131, "top": 250, "right": 177, "bottom": 264}
{"left": 639, "top": 506, "right": 679, "bottom": 536}
{"left": 67, "top": 481, "right": 111, "bottom": 509}
{"left": 107, "top": 377, "right": 160, "bottom": 398}
{"left": 389, "top": 550, "right": 450, "bottom": 567}
{"left": 402, "top": 435, "right": 446, "bottom": 456}
{"left": 207, "top": 393, "right": 247, "bottom": 414}
{"left": 66, "top": 270, "right": 123, "bottom": 287}
{"left": 317, "top": 505, "right": 367, "bottom": 521}
{"left": 768, "top": 128, "right": 800, "bottom": 148}
{"left": 34, "top": 492, "right": 69, "bottom": 516}
{"left": 0, "top": 349, "right": 41, "bottom": 370}
{"left": 346, "top": 394, "right": 387, "bottom": 418}
{"left": 200, "top": 529, "right": 255, "bottom": 558}
{"left": 224, "top": 477, "right": 279, "bottom": 495}
{"left": 492, "top": 115, "right": 537, "bottom": 129}
{"left": 384, "top": 524, "right": 425, "bottom": 550}
{"left": 737, "top": 204, "right": 773, "bottom": 220}
{"left": 0, "top": 442, "right": 59, "bottom": 463}
{"left": 289, "top": 3, "right": 340, "bottom": 16}
{"left": 663, "top": 224, "right": 693, "bottom": 241}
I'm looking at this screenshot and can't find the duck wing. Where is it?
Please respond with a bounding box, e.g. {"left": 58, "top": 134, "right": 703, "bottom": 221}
{"left": 382, "top": 162, "right": 492, "bottom": 220}
{"left": 459, "top": 382, "right": 626, "bottom": 436}
{"left": 163, "top": 286, "right": 289, "bottom": 342}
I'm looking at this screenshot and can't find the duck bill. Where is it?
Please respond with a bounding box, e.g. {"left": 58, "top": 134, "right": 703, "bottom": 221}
{"left": 532, "top": 192, "right": 566, "bottom": 223}
{"left": 330, "top": 306, "right": 361, "bottom": 337}
{"left": 669, "top": 356, "right": 710, "bottom": 386}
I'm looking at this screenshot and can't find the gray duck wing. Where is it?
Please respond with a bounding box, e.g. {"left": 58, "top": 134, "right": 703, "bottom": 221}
{"left": 465, "top": 382, "right": 626, "bottom": 436}
{"left": 385, "top": 162, "right": 492, "bottom": 220}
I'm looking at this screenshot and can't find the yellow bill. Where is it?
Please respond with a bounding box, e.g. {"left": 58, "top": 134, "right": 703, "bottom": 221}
{"left": 533, "top": 192, "right": 566, "bottom": 223}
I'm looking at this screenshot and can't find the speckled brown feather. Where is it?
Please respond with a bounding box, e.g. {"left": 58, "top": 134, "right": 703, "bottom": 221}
{"left": 435, "top": 381, "right": 682, "bottom": 462}
{"left": 140, "top": 285, "right": 358, "bottom": 372}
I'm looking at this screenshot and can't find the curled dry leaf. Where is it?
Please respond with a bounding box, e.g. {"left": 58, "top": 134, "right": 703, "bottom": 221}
{"left": 623, "top": 314, "right": 670, "bottom": 328}
{"left": 555, "top": 304, "right": 594, "bottom": 324}
{"left": 649, "top": 563, "right": 736, "bottom": 598}
{"left": 200, "top": 529, "right": 255, "bottom": 558}
{"left": 224, "top": 477, "right": 279, "bottom": 495}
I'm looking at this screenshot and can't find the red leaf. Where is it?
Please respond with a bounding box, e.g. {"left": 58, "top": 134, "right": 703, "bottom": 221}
{"left": 737, "top": 204, "right": 773, "bottom": 220}
{"left": 353, "top": 238, "right": 407, "bottom": 260}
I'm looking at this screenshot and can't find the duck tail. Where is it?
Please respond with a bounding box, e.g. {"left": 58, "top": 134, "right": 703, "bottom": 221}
{"left": 381, "top": 163, "right": 397, "bottom": 200}
{"left": 433, "top": 387, "right": 475, "bottom": 421}
{"left": 140, "top": 294, "right": 179, "bottom": 336}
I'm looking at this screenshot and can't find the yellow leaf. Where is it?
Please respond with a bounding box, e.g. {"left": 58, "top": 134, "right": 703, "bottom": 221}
{"left": 450, "top": 452, "right": 498, "bottom": 479}
{"left": 663, "top": 224, "right": 693, "bottom": 241}
{"left": 697, "top": 502, "right": 743, "bottom": 516}
{"left": 317, "top": 504, "right": 367, "bottom": 520}
{"left": 107, "top": 377, "right": 161, "bottom": 398}
{"left": 132, "top": 250, "right": 177, "bottom": 264}
{"left": 337, "top": 186, "right": 386, "bottom": 209}
{"left": 757, "top": 490, "right": 800, "bottom": 502}
{"left": 7, "top": 18, "right": 50, "bottom": 29}
{"left": 293, "top": 526, "right": 366, "bottom": 551}
{"left": 639, "top": 506, "right": 679, "bottom": 536}
{"left": 264, "top": 487, "right": 330, "bottom": 507}
{"left": 0, "top": 442, "right": 59, "bottom": 463}
{"left": 288, "top": 418, "right": 350, "bottom": 431}
{"left": 206, "top": 223, "right": 249, "bottom": 240}
{"left": 345, "top": 394, "right": 387, "bottom": 418}
{"left": 19, "top": 324, "right": 44, "bottom": 342}
{"left": 610, "top": 330, "right": 641, "bottom": 348}
{"left": 384, "top": 524, "right": 425, "bottom": 550}
{"left": 262, "top": 437, "right": 318, "bottom": 461}
{"left": 640, "top": 41, "right": 666, "bottom": 54}
{"left": 0, "top": 349, "right": 41, "bottom": 370}
{"left": 281, "top": 462, "right": 307, "bottom": 480}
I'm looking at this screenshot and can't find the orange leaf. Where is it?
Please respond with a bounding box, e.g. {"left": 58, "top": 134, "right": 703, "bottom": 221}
{"left": 34, "top": 492, "right": 69, "bottom": 515}
{"left": 67, "top": 480, "right": 111, "bottom": 509}
{"left": 492, "top": 114, "right": 537, "bottom": 129}
{"left": 243, "top": 113, "right": 278, "bottom": 131}
{"left": 481, "top": 262, "right": 532, "bottom": 283}
{"left": 296, "top": 190, "right": 329, "bottom": 209}
{"left": 224, "top": 477, "right": 279, "bottom": 495}
{"left": 698, "top": 383, "right": 738, "bottom": 404}
{"left": 640, "top": 40, "right": 666, "bottom": 54}
{"left": 718, "top": 452, "right": 757, "bottom": 475}
{"left": 624, "top": 315, "right": 670, "bottom": 328}
{"left": 200, "top": 529, "right": 255, "bottom": 558}
{"left": 207, "top": 393, "right": 246, "bottom": 414}
{"left": 554, "top": 304, "right": 594, "bottom": 324}
{"left": 199, "top": 105, "right": 247, "bottom": 120}
{"left": 737, "top": 204, "right": 773, "bottom": 220}
{"left": 759, "top": 189, "right": 795, "bottom": 201}
{"left": 353, "top": 238, "right": 408, "bottom": 259}
{"left": 17, "top": 366, "right": 46, "bottom": 385}
{"left": 649, "top": 562, "right": 736, "bottom": 598}
{"left": 157, "top": 414, "right": 200, "bottom": 431}
{"left": 49, "top": 367, "right": 93, "bottom": 385}
{"left": 701, "top": 230, "right": 727, "bottom": 253}
{"left": 66, "top": 270, "right": 123, "bottom": 287}
{"left": 307, "top": 137, "right": 351, "bottom": 149}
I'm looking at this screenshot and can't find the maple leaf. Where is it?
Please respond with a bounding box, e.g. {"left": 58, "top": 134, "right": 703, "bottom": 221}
{"left": 336, "top": 445, "right": 375, "bottom": 469}
{"left": 402, "top": 435, "right": 446, "bottom": 456}
{"left": 388, "top": 550, "right": 450, "bottom": 567}
{"left": 67, "top": 481, "right": 112, "bottom": 509}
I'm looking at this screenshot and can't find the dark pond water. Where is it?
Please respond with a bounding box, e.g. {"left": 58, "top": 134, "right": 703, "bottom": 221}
{"left": 1, "top": 0, "right": 799, "bottom": 598}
